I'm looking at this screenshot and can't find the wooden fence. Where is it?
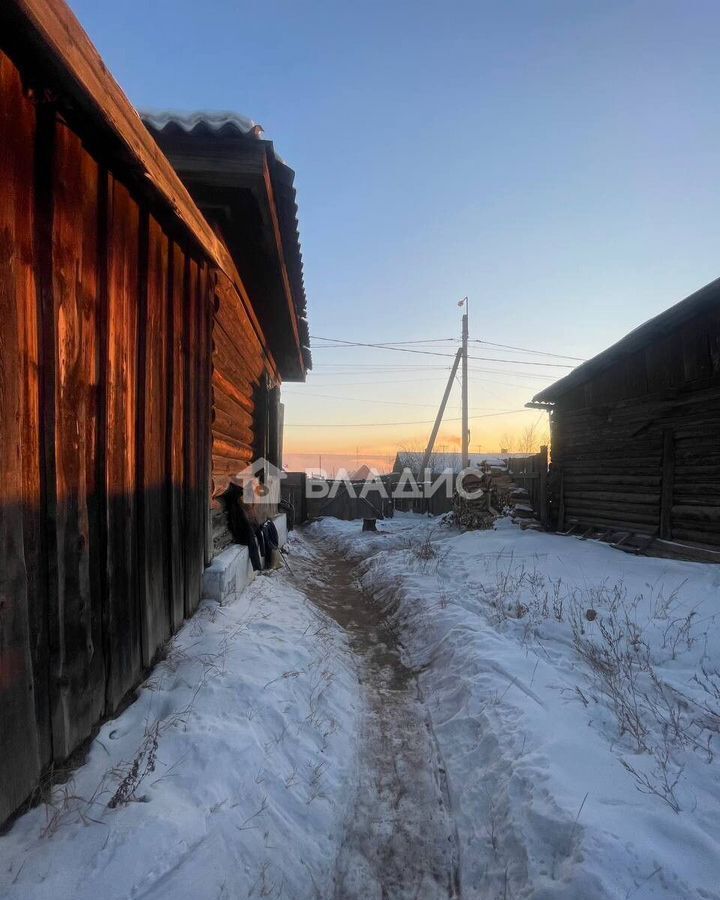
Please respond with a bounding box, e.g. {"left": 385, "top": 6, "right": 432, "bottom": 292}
{"left": 298, "top": 477, "right": 395, "bottom": 521}
{"left": 505, "top": 449, "right": 549, "bottom": 525}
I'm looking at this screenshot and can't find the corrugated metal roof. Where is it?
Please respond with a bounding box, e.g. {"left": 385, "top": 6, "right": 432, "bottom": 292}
{"left": 140, "top": 109, "right": 261, "bottom": 137}
{"left": 141, "top": 109, "right": 311, "bottom": 373}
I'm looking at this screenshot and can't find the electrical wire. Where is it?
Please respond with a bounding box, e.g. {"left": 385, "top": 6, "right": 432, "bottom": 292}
{"left": 284, "top": 408, "right": 532, "bottom": 428}
{"left": 311, "top": 365, "right": 552, "bottom": 381}
{"left": 312, "top": 361, "right": 552, "bottom": 375}
{"left": 281, "top": 389, "right": 519, "bottom": 412}
{"left": 310, "top": 336, "right": 573, "bottom": 368}
{"left": 311, "top": 334, "right": 583, "bottom": 361}
{"left": 473, "top": 339, "right": 585, "bottom": 361}
{"left": 282, "top": 391, "right": 453, "bottom": 408}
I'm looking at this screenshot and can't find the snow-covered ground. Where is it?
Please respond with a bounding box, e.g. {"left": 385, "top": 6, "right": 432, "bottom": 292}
{"left": 310, "top": 513, "right": 720, "bottom": 900}
{"left": 0, "top": 538, "right": 359, "bottom": 900}
{"left": 3, "top": 514, "right": 719, "bottom": 900}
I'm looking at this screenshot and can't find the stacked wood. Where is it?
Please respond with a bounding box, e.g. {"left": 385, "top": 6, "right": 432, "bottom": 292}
{"left": 449, "top": 465, "right": 549, "bottom": 530}
{"left": 452, "top": 470, "right": 518, "bottom": 529}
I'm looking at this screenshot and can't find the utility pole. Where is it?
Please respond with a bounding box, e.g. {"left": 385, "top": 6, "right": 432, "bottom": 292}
{"left": 420, "top": 348, "right": 463, "bottom": 476}
{"left": 461, "top": 297, "right": 469, "bottom": 467}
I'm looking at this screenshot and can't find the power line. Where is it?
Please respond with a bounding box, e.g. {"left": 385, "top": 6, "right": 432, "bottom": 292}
{"left": 312, "top": 362, "right": 552, "bottom": 376}
{"left": 283, "top": 390, "right": 451, "bottom": 408}
{"left": 312, "top": 363, "right": 438, "bottom": 369}
{"left": 284, "top": 408, "right": 532, "bottom": 428}
{"left": 473, "top": 339, "right": 585, "bottom": 361}
{"left": 311, "top": 364, "right": 552, "bottom": 381}
{"left": 282, "top": 389, "right": 519, "bottom": 412}
{"left": 334, "top": 337, "right": 458, "bottom": 345}
{"left": 312, "top": 334, "right": 583, "bottom": 362}
{"left": 284, "top": 375, "right": 544, "bottom": 391}
{"left": 310, "top": 336, "right": 573, "bottom": 368}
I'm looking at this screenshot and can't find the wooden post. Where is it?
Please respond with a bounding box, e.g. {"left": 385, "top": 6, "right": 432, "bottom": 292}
{"left": 461, "top": 302, "right": 469, "bottom": 468}
{"left": 660, "top": 429, "right": 675, "bottom": 540}
{"left": 557, "top": 472, "right": 565, "bottom": 532}
{"left": 538, "top": 445, "right": 549, "bottom": 527}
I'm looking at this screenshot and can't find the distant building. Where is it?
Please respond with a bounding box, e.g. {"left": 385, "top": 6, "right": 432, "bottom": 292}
{"left": 393, "top": 451, "right": 511, "bottom": 476}
{"left": 350, "top": 464, "right": 375, "bottom": 481}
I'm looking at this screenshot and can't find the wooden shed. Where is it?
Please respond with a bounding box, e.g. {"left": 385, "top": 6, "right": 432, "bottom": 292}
{"left": 532, "top": 279, "right": 720, "bottom": 554}
{"left": 0, "top": 0, "right": 309, "bottom": 823}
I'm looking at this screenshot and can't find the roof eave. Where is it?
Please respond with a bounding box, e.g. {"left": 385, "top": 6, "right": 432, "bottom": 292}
{"left": 532, "top": 274, "right": 720, "bottom": 404}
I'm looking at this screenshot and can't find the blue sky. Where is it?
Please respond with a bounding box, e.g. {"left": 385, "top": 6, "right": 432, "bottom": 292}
{"left": 69, "top": 0, "right": 720, "bottom": 462}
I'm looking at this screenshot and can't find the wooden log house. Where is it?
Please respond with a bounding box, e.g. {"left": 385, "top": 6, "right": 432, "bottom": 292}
{"left": 532, "top": 279, "right": 720, "bottom": 554}
{"left": 0, "top": 0, "right": 309, "bottom": 824}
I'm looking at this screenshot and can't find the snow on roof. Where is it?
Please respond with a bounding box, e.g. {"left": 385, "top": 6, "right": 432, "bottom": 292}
{"left": 140, "top": 109, "right": 262, "bottom": 137}
{"left": 394, "top": 451, "right": 509, "bottom": 475}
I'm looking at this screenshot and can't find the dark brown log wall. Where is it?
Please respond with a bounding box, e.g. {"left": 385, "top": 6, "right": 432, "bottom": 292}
{"left": 551, "top": 307, "right": 720, "bottom": 546}
{"left": 0, "top": 50, "right": 222, "bottom": 823}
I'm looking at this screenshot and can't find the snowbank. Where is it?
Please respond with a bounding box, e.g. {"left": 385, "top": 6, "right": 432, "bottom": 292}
{"left": 311, "top": 513, "right": 720, "bottom": 899}
{"left": 0, "top": 534, "right": 359, "bottom": 899}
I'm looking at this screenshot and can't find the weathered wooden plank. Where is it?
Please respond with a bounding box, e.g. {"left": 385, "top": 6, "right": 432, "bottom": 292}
{"left": 214, "top": 270, "right": 279, "bottom": 382}
{"left": 17, "top": 81, "right": 51, "bottom": 772}
{"left": 104, "top": 176, "right": 141, "bottom": 710}
{"left": 660, "top": 429, "right": 675, "bottom": 540}
{"left": 560, "top": 462, "right": 661, "bottom": 475}
{"left": 562, "top": 490, "right": 660, "bottom": 505}
{"left": 212, "top": 368, "right": 255, "bottom": 417}
{"left": 681, "top": 319, "right": 713, "bottom": 383}
{"left": 672, "top": 483, "right": 720, "bottom": 498}
{"left": 672, "top": 528, "right": 720, "bottom": 546}
{"left": 675, "top": 465, "right": 720, "bottom": 478}
{"left": 199, "top": 269, "right": 213, "bottom": 564}
{"left": 212, "top": 399, "right": 255, "bottom": 444}
{"left": 50, "top": 120, "right": 105, "bottom": 755}
{"left": 563, "top": 475, "right": 662, "bottom": 488}
{"left": 138, "top": 216, "right": 171, "bottom": 665}
{"left": 564, "top": 502, "right": 659, "bottom": 526}
{"left": 212, "top": 328, "right": 259, "bottom": 400}
{"left": 565, "top": 513, "right": 659, "bottom": 533}
{"left": 183, "top": 258, "right": 202, "bottom": 617}
{"left": 214, "top": 436, "right": 256, "bottom": 462}
{"left": 671, "top": 505, "right": 720, "bottom": 524}
{"left": 168, "top": 242, "right": 185, "bottom": 631}
{"left": 673, "top": 450, "right": 720, "bottom": 466}
{"left": 213, "top": 307, "right": 265, "bottom": 382}
{"left": 212, "top": 455, "right": 252, "bottom": 475}
{"left": 0, "top": 51, "right": 42, "bottom": 823}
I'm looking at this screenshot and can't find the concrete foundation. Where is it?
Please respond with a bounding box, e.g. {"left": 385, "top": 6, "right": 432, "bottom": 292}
{"left": 202, "top": 513, "right": 288, "bottom": 604}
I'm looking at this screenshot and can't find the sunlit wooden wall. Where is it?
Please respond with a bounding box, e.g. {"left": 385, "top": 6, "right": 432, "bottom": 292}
{"left": 0, "top": 51, "right": 219, "bottom": 822}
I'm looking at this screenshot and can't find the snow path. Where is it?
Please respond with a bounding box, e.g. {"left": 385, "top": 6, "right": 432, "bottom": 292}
{"left": 0, "top": 538, "right": 360, "bottom": 900}
{"left": 294, "top": 538, "right": 461, "bottom": 899}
